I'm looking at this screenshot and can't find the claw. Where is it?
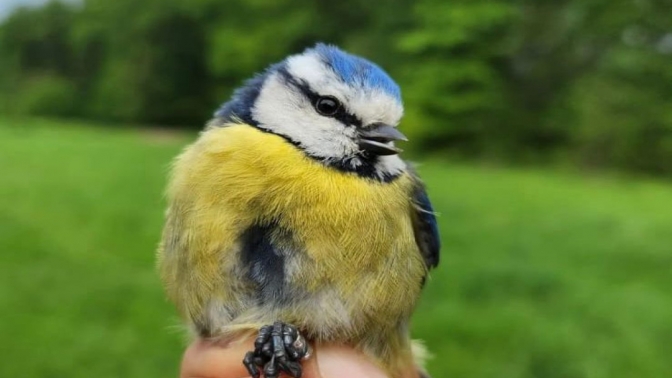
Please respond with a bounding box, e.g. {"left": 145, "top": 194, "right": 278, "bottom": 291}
{"left": 243, "top": 351, "right": 261, "bottom": 378}
{"left": 255, "top": 325, "right": 272, "bottom": 349}
{"left": 280, "top": 360, "right": 303, "bottom": 378}
{"left": 264, "top": 355, "right": 279, "bottom": 378}
{"left": 261, "top": 342, "right": 273, "bottom": 358}
{"left": 242, "top": 322, "right": 308, "bottom": 378}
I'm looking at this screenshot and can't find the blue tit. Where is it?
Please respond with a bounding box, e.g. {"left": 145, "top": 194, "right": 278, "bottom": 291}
{"left": 157, "top": 43, "right": 440, "bottom": 378}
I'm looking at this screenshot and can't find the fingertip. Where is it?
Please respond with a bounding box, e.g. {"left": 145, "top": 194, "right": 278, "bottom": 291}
{"left": 180, "top": 338, "right": 252, "bottom": 378}
{"left": 315, "top": 345, "right": 388, "bottom": 378}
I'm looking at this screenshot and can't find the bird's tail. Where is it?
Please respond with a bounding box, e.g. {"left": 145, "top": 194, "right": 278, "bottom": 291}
{"left": 412, "top": 339, "right": 432, "bottom": 378}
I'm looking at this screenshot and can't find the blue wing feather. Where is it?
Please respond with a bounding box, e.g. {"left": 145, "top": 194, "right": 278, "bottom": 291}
{"left": 409, "top": 172, "right": 441, "bottom": 270}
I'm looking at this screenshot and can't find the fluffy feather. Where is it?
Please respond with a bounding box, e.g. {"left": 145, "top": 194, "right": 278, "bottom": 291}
{"left": 158, "top": 124, "right": 429, "bottom": 376}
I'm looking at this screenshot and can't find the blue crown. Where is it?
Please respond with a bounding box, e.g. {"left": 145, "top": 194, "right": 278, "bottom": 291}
{"left": 309, "top": 43, "right": 401, "bottom": 102}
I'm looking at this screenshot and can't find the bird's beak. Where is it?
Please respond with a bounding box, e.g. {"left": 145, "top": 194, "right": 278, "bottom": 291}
{"left": 358, "top": 123, "right": 408, "bottom": 156}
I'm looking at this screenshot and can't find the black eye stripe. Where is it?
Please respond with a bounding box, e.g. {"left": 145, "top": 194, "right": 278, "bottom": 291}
{"left": 276, "top": 67, "right": 362, "bottom": 127}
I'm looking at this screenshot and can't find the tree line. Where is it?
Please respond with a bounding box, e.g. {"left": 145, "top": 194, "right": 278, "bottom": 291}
{"left": 1, "top": 0, "right": 671, "bottom": 175}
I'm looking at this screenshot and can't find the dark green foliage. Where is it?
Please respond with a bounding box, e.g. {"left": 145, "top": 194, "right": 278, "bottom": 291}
{"left": 15, "top": 74, "right": 79, "bottom": 116}
{"left": 0, "top": 2, "right": 77, "bottom": 115}
{"left": 397, "top": 0, "right": 517, "bottom": 155}
{"left": 0, "top": 0, "right": 671, "bottom": 175}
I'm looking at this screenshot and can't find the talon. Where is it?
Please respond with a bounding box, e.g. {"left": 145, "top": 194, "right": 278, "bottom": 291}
{"left": 255, "top": 325, "right": 272, "bottom": 349}
{"left": 284, "top": 325, "right": 298, "bottom": 339}
{"left": 288, "top": 334, "right": 308, "bottom": 360}
{"left": 273, "top": 335, "right": 285, "bottom": 356}
{"left": 264, "top": 356, "right": 279, "bottom": 378}
{"left": 261, "top": 342, "right": 273, "bottom": 358}
{"left": 302, "top": 345, "right": 312, "bottom": 360}
{"left": 282, "top": 360, "right": 303, "bottom": 378}
{"left": 293, "top": 335, "right": 305, "bottom": 350}
{"left": 243, "top": 351, "right": 261, "bottom": 378}
{"left": 242, "top": 321, "right": 308, "bottom": 378}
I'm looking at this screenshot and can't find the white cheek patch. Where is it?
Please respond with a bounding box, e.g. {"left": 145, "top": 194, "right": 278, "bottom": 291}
{"left": 251, "top": 73, "right": 359, "bottom": 159}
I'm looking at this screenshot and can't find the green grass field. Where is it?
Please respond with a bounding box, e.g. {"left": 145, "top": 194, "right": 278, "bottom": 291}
{"left": 1, "top": 118, "right": 671, "bottom": 378}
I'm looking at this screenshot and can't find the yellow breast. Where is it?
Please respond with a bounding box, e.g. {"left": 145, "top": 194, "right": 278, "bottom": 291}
{"left": 161, "top": 123, "right": 425, "bottom": 330}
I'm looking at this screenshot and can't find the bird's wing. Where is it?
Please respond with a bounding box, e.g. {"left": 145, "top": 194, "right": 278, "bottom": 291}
{"left": 408, "top": 166, "right": 440, "bottom": 270}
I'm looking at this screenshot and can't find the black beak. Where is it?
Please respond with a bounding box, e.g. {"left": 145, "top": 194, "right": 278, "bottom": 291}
{"left": 358, "top": 123, "right": 408, "bottom": 156}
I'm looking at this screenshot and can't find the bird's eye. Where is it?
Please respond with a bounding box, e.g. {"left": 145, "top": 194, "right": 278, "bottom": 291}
{"left": 315, "top": 96, "right": 341, "bottom": 116}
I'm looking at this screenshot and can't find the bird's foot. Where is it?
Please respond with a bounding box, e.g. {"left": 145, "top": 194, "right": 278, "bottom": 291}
{"left": 243, "top": 321, "right": 310, "bottom": 378}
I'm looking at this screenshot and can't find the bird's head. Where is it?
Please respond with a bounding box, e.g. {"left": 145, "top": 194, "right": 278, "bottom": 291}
{"left": 213, "top": 43, "right": 407, "bottom": 180}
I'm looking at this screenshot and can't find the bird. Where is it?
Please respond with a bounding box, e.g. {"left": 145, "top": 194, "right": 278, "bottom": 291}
{"left": 157, "top": 43, "right": 440, "bottom": 378}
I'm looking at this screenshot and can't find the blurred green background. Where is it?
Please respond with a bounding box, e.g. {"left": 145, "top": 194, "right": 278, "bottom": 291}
{"left": 1, "top": 0, "right": 671, "bottom": 377}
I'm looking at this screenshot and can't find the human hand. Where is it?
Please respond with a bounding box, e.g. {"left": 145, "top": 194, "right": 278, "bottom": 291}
{"left": 180, "top": 337, "right": 391, "bottom": 378}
